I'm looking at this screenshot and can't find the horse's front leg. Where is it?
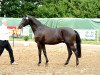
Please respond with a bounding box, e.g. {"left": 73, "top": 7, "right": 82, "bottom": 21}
{"left": 42, "top": 44, "right": 49, "bottom": 64}
{"left": 37, "top": 43, "right": 42, "bottom": 66}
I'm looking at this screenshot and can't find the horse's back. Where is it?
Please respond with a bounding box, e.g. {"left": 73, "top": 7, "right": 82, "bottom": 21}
{"left": 59, "top": 27, "right": 75, "bottom": 35}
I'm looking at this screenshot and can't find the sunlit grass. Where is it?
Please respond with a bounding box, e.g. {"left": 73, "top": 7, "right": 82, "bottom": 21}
{"left": 82, "top": 40, "right": 100, "bottom": 44}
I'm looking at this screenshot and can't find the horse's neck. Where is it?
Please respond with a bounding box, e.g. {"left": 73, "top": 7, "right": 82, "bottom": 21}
{"left": 28, "top": 18, "right": 39, "bottom": 31}
{"left": 29, "top": 17, "right": 49, "bottom": 33}
{"left": 29, "top": 24, "right": 37, "bottom": 33}
{"left": 30, "top": 23, "right": 50, "bottom": 34}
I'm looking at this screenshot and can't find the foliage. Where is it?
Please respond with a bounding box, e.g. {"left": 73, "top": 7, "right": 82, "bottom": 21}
{"left": 23, "top": 36, "right": 29, "bottom": 41}
{"left": 0, "top": 0, "right": 100, "bottom": 18}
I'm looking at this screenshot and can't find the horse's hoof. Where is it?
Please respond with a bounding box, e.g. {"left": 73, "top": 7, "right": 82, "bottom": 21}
{"left": 38, "top": 63, "right": 41, "bottom": 66}
{"left": 46, "top": 60, "right": 49, "bottom": 64}
{"left": 64, "top": 62, "right": 68, "bottom": 65}
{"left": 38, "top": 62, "right": 41, "bottom": 66}
{"left": 76, "top": 63, "right": 79, "bottom": 66}
{"left": 45, "top": 63, "right": 48, "bottom": 67}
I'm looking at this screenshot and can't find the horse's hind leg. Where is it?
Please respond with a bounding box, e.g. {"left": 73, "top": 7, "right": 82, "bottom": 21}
{"left": 71, "top": 45, "right": 79, "bottom": 66}
{"left": 42, "top": 44, "right": 49, "bottom": 64}
{"left": 65, "top": 43, "right": 72, "bottom": 65}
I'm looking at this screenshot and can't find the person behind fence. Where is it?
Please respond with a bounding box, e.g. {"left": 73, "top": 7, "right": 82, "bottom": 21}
{"left": 0, "top": 18, "right": 17, "bottom": 65}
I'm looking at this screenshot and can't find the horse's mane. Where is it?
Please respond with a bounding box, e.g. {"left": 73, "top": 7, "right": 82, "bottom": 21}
{"left": 28, "top": 16, "right": 43, "bottom": 26}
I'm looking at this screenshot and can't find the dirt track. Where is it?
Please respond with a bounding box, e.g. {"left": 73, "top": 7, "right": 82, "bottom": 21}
{"left": 0, "top": 41, "right": 100, "bottom": 75}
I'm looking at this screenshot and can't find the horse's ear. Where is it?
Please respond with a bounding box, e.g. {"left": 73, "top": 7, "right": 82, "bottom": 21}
{"left": 24, "top": 15, "right": 27, "bottom": 17}
{"left": 25, "top": 15, "right": 29, "bottom": 20}
{"left": 24, "top": 15, "right": 28, "bottom": 18}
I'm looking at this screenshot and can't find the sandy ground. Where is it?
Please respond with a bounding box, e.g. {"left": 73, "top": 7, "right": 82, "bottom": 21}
{"left": 0, "top": 41, "right": 100, "bottom": 75}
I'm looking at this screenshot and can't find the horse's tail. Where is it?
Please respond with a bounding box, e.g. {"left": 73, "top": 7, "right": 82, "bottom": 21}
{"left": 74, "top": 30, "right": 81, "bottom": 58}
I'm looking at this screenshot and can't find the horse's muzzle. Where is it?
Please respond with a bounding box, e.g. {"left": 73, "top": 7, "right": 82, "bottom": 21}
{"left": 18, "top": 25, "right": 22, "bottom": 29}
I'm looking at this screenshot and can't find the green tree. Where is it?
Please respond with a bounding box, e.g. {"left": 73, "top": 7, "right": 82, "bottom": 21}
{"left": 0, "top": 0, "right": 41, "bottom": 17}
{"left": 0, "top": 0, "right": 100, "bottom": 18}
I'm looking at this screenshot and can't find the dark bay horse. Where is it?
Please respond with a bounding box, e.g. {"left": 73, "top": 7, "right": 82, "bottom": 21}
{"left": 18, "top": 15, "right": 81, "bottom": 66}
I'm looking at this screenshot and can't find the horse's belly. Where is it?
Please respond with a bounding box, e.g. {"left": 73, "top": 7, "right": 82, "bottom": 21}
{"left": 45, "top": 37, "right": 63, "bottom": 44}
{"left": 45, "top": 41, "right": 62, "bottom": 44}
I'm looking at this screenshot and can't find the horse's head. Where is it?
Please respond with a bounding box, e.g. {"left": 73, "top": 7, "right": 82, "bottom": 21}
{"left": 18, "top": 15, "right": 42, "bottom": 32}
{"left": 18, "top": 16, "right": 29, "bottom": 29}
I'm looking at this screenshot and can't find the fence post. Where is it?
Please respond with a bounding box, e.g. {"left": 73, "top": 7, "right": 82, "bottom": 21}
{"left": 96, "top": 29, "right": 99, "bottom": 42}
